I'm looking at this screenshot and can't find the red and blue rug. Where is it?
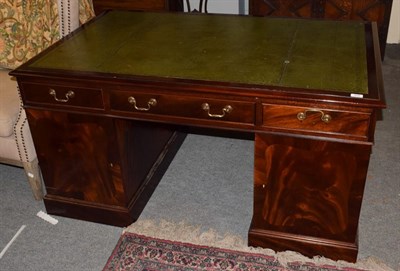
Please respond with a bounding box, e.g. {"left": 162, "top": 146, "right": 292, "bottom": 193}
{"left": 103, "top": 232, "right": 369, "bottom": 271}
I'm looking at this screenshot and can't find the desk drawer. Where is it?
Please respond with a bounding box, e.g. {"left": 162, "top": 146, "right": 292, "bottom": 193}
{"left": 22, "top": 83, "right": 104, "bottom": 109}
{"left": 262, "top": 104, "right": 371, "bottom": 138}
{"left": 110, "top": 91, "right": 255, "bottom": 124}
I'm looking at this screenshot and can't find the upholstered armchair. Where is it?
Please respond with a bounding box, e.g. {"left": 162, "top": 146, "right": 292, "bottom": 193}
{"left": 0, "top": 0, "right": 94, "bottom": 200}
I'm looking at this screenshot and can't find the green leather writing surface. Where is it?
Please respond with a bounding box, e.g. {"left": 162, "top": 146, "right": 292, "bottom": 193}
{"left": 30, "top": 11, "right": 368, "bottom": 94}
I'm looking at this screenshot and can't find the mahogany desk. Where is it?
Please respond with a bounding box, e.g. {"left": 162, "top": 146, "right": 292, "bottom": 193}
{"left": 11, "top": 11, "right": 385, "bottom": 262}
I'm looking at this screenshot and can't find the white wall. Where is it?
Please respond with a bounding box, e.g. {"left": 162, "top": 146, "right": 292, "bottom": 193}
{"left": 184, "top": 0, "right": 244, "bottom": 14}
{"left": 186, "top": 0, "right": 399, "bottom": 44}
{"left": 387, "top": 0, "right": 400, "bottom": 44}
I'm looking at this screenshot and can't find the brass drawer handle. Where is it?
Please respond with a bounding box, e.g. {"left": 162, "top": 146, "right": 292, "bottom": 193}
{"left": 297, "top": 109, "right": 332, "bottom": 123}
{"left": 49, "top": 89, "right": 75, "bottom": 103}
{"left": 128, "top": 96, "right": 157, "bottom": 111}
{"left": 201, "top": 103, "right": 233, "bottom": 118}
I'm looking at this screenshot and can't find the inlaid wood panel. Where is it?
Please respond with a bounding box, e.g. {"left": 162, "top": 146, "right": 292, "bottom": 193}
{"left": 249, "top": 0, "right": 393, "bottom": 58}
{"left": 250, "top": 0, "right": 391, "bottom": 21}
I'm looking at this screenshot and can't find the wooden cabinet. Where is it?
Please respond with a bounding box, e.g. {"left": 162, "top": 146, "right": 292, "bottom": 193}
{"left": 92, "top": 0, "right": 183, "bottom": 15}
{"left": 249, "top": 0, "right": 393, "bottom": 58}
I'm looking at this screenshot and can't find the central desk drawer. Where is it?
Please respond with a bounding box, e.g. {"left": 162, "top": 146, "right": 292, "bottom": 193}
{"left": 262, "top": 104, "right": 371, "bottom": 138}
{"left": 22, "top": 83, "right": 104, "bottom": 109}
{"left": 110, "top": 91, "right": 255, "bottom": 124}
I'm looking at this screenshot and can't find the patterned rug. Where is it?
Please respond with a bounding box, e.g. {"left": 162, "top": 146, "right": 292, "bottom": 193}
{"left": 102, "top": 220, "right": 393, "bottom": 271}
{"left": 103, "top": 232, "right": 368, "bottom": 271}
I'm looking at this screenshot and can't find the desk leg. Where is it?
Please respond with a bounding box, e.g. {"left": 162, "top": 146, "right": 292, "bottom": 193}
{"left": 249, "top": 133, "right": 372, "bottom": 262}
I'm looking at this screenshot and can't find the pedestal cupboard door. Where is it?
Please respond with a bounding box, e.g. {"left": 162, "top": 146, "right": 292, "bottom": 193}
{"left": 251, "top": 133, "right": 372, "bottom": 261}
{"left": 26, "top": 110, "right": 126, "bottom": 206}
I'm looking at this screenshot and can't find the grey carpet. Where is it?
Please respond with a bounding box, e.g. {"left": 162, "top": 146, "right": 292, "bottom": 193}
{"left": 1, "top": 44, "right": 399, "bottom": 270}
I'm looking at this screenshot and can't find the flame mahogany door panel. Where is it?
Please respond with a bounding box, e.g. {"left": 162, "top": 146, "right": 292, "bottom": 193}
{"left": 26, "top": 109, "right": 185, "bottom": 226}
{"left": 250, "top": 133, "right": 372, "bottom": 261}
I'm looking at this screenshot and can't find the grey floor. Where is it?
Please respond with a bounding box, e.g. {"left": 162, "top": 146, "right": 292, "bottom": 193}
{"left": 1, "top": 44, "right": 399, "bottom": 271}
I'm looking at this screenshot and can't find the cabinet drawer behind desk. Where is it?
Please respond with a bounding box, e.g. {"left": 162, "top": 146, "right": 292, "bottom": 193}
{"left": 21, "top": 83, "right": 104, "bottom": 110}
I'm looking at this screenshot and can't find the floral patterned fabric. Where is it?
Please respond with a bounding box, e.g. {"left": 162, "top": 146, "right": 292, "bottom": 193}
{"left": 79, "top": 0, "right": 95, "bottom": 25}
{"left": 0, "top": 0, "right": 94, "bottom": 69}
